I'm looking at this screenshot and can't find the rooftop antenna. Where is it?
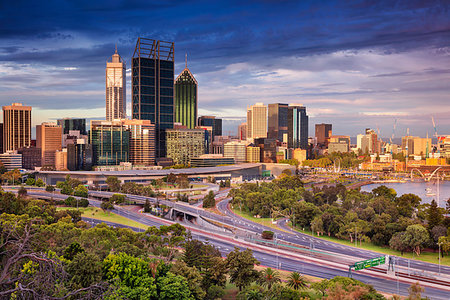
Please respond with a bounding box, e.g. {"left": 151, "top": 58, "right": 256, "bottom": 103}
{"left": 115, "top": 43, "right": 118, "bottom": 54}
{"left": 185, "top": 52, "right": 187, "bottom": 68}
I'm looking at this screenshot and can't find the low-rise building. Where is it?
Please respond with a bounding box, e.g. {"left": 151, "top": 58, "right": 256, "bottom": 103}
{"left": 0, "top": 151, "right": 22, "bottom": 170}
{"left": 190, "top": 154, "right": 235, "bottom": 167}
{"left": 246, "top": 146, "right": 260, "bottom": 163}
{"left": 166, "top": 129, "right": 205, "bottom": 165}
{"left": 328, "top": 135, "right": 350, "bottom": 153}
{"left": 55, "top": 149, "right": 68, "bottom": 170}
{"left": 223, "top": 141, "right": 246, "bottom": 164}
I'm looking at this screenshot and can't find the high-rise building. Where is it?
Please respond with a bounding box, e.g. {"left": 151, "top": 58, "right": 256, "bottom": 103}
{"left": 106, "top": 48, "right": 126, "bottom": 121}
{"left": 198, "top": 116, "right": 222, "bottom": 140}
{"left": 357, "top": 129, "right": 381, "bottom": 154}
{"left": 223, "top": 141, "right": 246, "bottom": 164}
{"left": 122, "top": 119, "right": 156, "bottom": 165}
{"left": 55, "top": 149, "right": 68, "bottom": 170}
{"left": 315, "top": 123, "right": 332, "bottom": 148}
{"left": 67, "top": 141, "right": 93, "bottom": 171}
{"left": 238, "top": 122, "right": 247, "bottom": 140}
{"left": 132, "top": 38, "right": 174, "bottom": 158}
{"left": 246, "top": 146, "right": 260, "bottom": 163}
{"left": 247, "top": 103, "right": 267, "bottom": 139}
{"left": 166, "top": 129, "right": 205, "bottom": 165}
{"left": 268, "top": 103, "right": 288, "bottom": 141}
{"left": 175, "top": 60, "right": 197, "bottom": 129}
{"left": 57, "top": 118, "right": 87, "bottom": 135}
{"left": 18, "top": 147, "right": 41, "bottom": 170}
{"left": 90, "top": 120, "right": 129, "bottom": 166}
{"left": 0, "top": 151, "right": 22, "bottom": 171}
{"left": 2, "top": 103, "right": 32, "bottom": 152}
{"left": 36, "top": 122, "right": 62, "bottom": 167}
{"left": 287, "top": 105, "right": 308, "bottom": 149}
{"left": 0, "top": 123, "right": 3, "bottom": 153}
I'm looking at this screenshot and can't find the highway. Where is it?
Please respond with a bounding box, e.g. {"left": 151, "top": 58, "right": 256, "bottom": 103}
{"left": 12, "top": 188, "right": 450, "bottom": 299}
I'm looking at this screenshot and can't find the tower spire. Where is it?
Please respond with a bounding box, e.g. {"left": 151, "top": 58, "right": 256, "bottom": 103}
{"left": 115, "top": 43, "right": 118, "bottom": 54}
{"left": 185, "top": 52, "right": 187, "bottom": 68}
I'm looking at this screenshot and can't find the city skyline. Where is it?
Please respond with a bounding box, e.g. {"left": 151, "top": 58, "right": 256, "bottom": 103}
{"left": 0, "top": 1, "right": 449, "bottom": 137}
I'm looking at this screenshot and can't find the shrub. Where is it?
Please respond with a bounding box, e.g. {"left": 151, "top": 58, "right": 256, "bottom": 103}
{"left": 45, "top": 185, "right": 55, "bottom": 192}
{"left": 262, "top": 230, "right": 274, "bottom": 240}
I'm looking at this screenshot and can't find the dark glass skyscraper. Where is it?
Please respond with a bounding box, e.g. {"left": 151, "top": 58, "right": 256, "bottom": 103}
{"left": 132, "top": 38, "right": 174, "bottom": 158}
{"left": 57, "top": 118, "right": 87, "bottom": 135}
{"left": 198, "top": 116, "right": 222, "bottom": 138}
{"left": 89, "top": 121, "right": 129, "bottom": 166}
{"left": 288, "top": 105, "right": 308, "bottom": 149}
{"left": 175, "top": 65, "right": 197, "bottom": 129}
{"left": 268, "top": 103, "right": 288, "bottom": 142}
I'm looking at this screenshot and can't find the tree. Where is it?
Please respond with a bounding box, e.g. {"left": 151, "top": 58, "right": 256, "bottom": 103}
{"left": 101, "top": 201, "right": 114, "bottom": 212}
{"left": 35, "top": 178, "right": 45, "bottom": 187}
{"left": 408, "top": 282, "right": 424, "bottom": 300}
{"left": 18, "top": 186, "right": 27, "bottom": 198}
{"left": 45, "top": 185, "right": 55, "bottom": 192}
{"left": 402, "top": 225, "right": 430, "bottom": 256}
{"left": 106, "top": 176, "right": 121, "bottom": 192}
{"left": 170, "top": 260, "right": 206, "bottom": 300}
{"left": 202, "top": 191, "right": 216, "bottom": 208}
{"left": 157, "top": 272, "right": 194, "bottom": 300}
{"left": 372, "top": 185, "right": 397, "bottom": 201}
{"left": 260, "top": 268, "right": 280, "bottom": 290}
{"left": 144, "top": 199, "right": 152, "bottom": 213}
{"left": 142, "top": 223, "right": 187, "bottom": 261}
{"left": 287, "top": 272, "right": 308, "bottom": 290}
{"left": 397, "top": 194, "right": 421, "bottom": 217}
{"left": 427, "top": 199, "right": 444, "bottom": 230}
{"left": 389, "top": 232, "right": 408, "bottom": 255}
{"left": 311, "top": 279, "right": 329, "bottom": 296}
{"left": 110, "top": 193, "right": 126, "bottom": 204}
{"left": 66, "top": 252, "right": 102, "bottom": 289}
{"left": 74, "top": 184, "right": 89, "bottom": 198}
{"left": 1, "top": 169, "right": 21, "bottom": 184}
{"left": 63, "top": 242, "right": 85, "bottom": 260}
{"left": 226, "top": 247, "right": 260, "bottom": 291}
{"left": 60, "top": 184, "right": 74, "bottom": 195}
{"left": 25, "top": 177, "right": 35, "bottom": 186}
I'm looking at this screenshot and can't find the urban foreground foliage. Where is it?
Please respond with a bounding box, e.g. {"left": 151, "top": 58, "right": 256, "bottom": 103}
{"left": 230, "top": 175, "right": 450, "bottom": 257}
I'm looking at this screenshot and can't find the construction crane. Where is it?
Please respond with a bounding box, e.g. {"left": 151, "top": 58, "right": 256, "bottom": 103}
{"left": 431, "top": 116, "right": 441, "bottom": 157}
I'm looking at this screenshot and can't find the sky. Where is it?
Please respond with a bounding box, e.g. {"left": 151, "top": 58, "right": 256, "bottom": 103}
{"left": 0, "top": 0, "right": 449, "bottom": 139}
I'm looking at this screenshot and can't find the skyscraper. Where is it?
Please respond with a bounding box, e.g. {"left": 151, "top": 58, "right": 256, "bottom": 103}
{"left": 198, "top": 116, "right": 222, "bottom": 142}
{"left": 315, "top": 123, "right": 332, "bottom": 148}
{"left": 238, "top": 122, "right": 247, "bottom": 140}
{"left": 90, "top": 120, "right": 129, "bottom": 166}
{"left": 3, "top": 103, "right": 32, "bottom": 152}
{"left": 166, "top": 129, "right": 205, "bottom": 165}
{"left": 175, "top": 58, "right": 197, "bottom": 129}
{"left": 247, "top": 103, "right": 267, "bottom": 139}
{"left": 122, "top": 119, "right": 156, "bottom": 165}
{"left": 268, "top": 103, "right": 288, "bottom": 141}
{"left": 132, "top": 38, "right": 174, "bottom": 158}
{"left": 36, "top": 122, "right": 62, "bottom": 167}
{"left": 288, "top": 105, "right": 308, "bottom": 149}
{"left": 106, "top": 47, "right": 126, "bottom": 121}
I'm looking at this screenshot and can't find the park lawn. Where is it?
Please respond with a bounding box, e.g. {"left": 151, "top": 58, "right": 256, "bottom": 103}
{"left": 291, "top": 225, "right": 450, "bottom": 266}
{"left": 56, "top": 207, "right": 149, "bottom": 230}
{"left": 231, "top": 207, "right": 290, "bottom": 233}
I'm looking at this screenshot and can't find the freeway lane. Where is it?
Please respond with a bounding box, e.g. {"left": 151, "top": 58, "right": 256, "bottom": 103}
{"left": 84, "top": 218, "right": 449, "bottom": 299}
{"left": 15, "top": 189, "right": 450, "bottom": 298}
{"left": 216, "top": 197, "right": 450, "bottom": 277}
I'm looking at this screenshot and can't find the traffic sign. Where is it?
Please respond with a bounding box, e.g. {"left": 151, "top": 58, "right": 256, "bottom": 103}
{"left": 351, "top": 256, "right": 386, "bottom": 271}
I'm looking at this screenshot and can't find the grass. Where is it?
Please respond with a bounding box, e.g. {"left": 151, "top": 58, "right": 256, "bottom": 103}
{"left": 230, "top": 207, "right": 450, "bottom": 266}
{"left": 56, "top": 207, "right": 149, "bottom": 230}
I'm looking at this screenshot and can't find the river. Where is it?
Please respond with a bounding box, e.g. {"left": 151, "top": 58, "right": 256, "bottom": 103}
{"left": 361, "top": 181, "right": 450, "bottom": 205}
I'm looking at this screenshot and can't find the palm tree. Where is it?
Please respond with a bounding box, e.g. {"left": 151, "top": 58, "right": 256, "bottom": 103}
{"left": 287, "top": 272, "right": 308, "bottom": 290}
{"left": 261, "top": 268, "right": 281, "bottom": 290}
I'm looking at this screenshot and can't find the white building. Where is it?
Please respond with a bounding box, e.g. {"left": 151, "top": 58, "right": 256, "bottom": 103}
{"left": 247, "top": 103, "right": 267, "bottom": 139}
{"left": 106, "top": 47, "right": 126, "bottom": 121}
{"left": 224, "top": 141, "right": 247, "bottom": 164}
{"left": 0, "top": 151, "right": 22, "bottom": 170}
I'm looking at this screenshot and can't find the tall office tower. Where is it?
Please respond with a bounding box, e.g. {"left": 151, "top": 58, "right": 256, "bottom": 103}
{"left": 0, "top": 123, "right": 3, "bottom": 153}
{"left": 2, "top": 103, "right": 32, "bottom": 152}
{"left": 132, "top": 38, "right": 174, "bottom": 158}
{"left": 238, "top": 122, "right": 247, "bottom": 140}
{"left": 57, "top": 118, "right": 87, "bottom": 135}
{"left": 67, "top": 141, "right": 93, "bottom": 171}
{"left": 106, "top": 48, "right": 126, "bottom": 121}
{"left": 166, "top": 129, "right": 205, "bottom": 165}
{"left": 36, "top": 122, "right": 63, "bottom": 167}
{"left": 268, "top": 103, "right": 288, "bottom": 141}
{"left": 315, "top": 123, "right": 332, "bottom": 148}
{"left": 174, "top": 59, "right": 197, "bottom": 129}
{"left": 287, "top": 105, "right": 308, "bottom": 149}
{"left": 122, "top": 119, "right": 156, "bottom": 165}
{"left": 90, "top": 120, "right": 129, "bottom": 166}
{"left": 247, "top": 103, "right": 267, "bottom": 139}
{"left": 198, "top": 116, "right": 222, "bottom": 139}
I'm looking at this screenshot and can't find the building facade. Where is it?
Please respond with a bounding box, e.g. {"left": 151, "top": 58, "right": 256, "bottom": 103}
{"left": 315, "top": 123, "right": 332, "bottom": 148}
{"left": 166, "top": 129, "right": 205, "bottom": 165}
{"left": 247, "top": 103, "right": 267, "bottom": 139}
{"left": 55, "top": 149, "right": 68, "bottom": 170}
{"left": 36, "top": 122, "right": 62, "bottom": 168}
{"left": 132, "top": 38, "right": 174, "bottom": 158}
{"left": 198, "top": 116, "right": 222, "bottom": 140}
{"left": 268, "top": 103, "right": 288, "bottom": 142}
{"left": 106, "top": 48, "right": 126, "bottom": 121}
{"left": 238, "top": 122, "right": 247, "bottom": 141}
{"left": 67, "top": 141, "right": 93, "bottom": 171}
{"left": 3, "top": 103, "right": 32, "bottom": 152}
{"left": 90, "top": 120, "right": 129, "bottom": 166}
{"left": 287, "top": 105, "right": 308, "bottom": 149}
{"left": 328, "top": 135, "right": 350, "bottom": 153}
{"left": 18, "top": 147, "right": 41, "bottom": 170}
{"left": 223, "top": 141, "right": 246, "bottom": 164}
{"left": 122, "top": 119, "right": 156, "bottom": 165}
{"left": 175, "top": 66, "right": 197, "bottom": 129}
{"left": 0, "top": 151, "right": 22, "bottom": 170}
{"left": 57, "top": 118, "right": 87, "bottom": 135}
{"left": 246, "top": 146, "right": 260, "bottom": 163}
